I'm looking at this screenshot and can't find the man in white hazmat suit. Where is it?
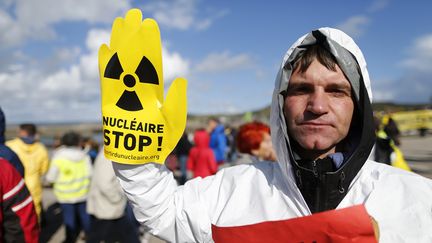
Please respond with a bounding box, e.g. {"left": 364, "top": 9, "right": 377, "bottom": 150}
{"left": 100, "top": 10, "right": 432, "bottom": 243}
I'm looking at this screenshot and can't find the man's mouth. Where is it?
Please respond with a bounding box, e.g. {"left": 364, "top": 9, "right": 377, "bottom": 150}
{"left": 300, "top": 121, "right": 331, "bottom": 127}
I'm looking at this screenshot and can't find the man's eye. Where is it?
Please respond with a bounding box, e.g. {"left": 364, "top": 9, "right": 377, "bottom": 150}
{"left": 289, "top": 86, "right": 311, "bottom": 95}
{"left": 328, "top": 88, "right": 350, "bottom": 97}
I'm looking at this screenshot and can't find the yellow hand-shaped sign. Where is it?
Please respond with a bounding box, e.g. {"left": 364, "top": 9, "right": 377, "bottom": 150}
{"left": 99, "top": 8, "right": 187, "bottom": 164}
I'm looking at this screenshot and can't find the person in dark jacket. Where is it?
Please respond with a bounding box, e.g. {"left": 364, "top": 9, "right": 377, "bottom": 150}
{"left": 0, "top": 107, "right": 25, "bottom": 177}
{"left": 0, "top": 158, "right": 39, "bottom": 242}
{"left": 373, "top": 116, "right": 393, "bottom": 165}
{"left": 173, "top": 132, "right": 192, "bottom": 184}
{"left": 383, "top": 117, "right": 401, "bottom": 146}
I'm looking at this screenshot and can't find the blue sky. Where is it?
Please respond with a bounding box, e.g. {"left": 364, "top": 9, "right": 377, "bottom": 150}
{"left": 1, "top": 0, "right": 431, "bottom": 123}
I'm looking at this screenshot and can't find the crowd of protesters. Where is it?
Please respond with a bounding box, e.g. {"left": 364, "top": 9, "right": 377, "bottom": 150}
{"left": 1, "top": 105, "right": 279, "bottom": 242}
{"left": 170, "top": 118, "right": 278, "bottom": 185}
{"left": 0, "top": 107, "right": 143, "bottom": 242}
{"left": 0, "top": 103, "right": 418, "bottom": 242}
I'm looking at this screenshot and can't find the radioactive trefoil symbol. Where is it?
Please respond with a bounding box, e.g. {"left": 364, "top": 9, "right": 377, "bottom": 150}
{"left": 104, "top": 53, "right": 159, "bottom": 111}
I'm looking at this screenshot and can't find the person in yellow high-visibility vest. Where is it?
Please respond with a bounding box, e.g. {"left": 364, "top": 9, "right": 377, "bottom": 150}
{"left": 45, "top": 131, "right": 92, "bottom": 243}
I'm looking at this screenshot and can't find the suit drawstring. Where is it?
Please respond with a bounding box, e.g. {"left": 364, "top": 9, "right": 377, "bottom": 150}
{"left": 338, "top": 171, "right": 346, "bottom": 194}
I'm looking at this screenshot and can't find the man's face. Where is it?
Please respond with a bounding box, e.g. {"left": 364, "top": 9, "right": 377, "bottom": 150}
{"left": 283, "top": 59, "right": 354, "bottom": 158}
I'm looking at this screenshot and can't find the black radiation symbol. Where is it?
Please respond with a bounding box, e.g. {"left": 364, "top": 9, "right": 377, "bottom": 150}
{"left": 104, "top": 53, "right": 159, "bottom": 111}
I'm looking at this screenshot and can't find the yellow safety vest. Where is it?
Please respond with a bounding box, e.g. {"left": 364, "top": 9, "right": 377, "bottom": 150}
{"left": 53, "top": 158, "right": 90, "bottom": 201}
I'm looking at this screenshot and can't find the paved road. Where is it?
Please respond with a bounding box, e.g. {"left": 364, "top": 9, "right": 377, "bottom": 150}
{"left": 41, "top": 135, "right": 432, "bottom": 242}
{"left": 40, "top": 188, "right": 165, "bottom": 243}
{"left": 398, "top": 135, "right": 432, "bottom": 179}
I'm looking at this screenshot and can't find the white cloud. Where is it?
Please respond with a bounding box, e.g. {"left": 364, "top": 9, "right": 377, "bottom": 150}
{"left": 162, "top": 46, "right": 190, "bottom": 82}
{"left": 337, "top": 15, "right": 370, "bottom": 38}
{"left": 0, "top": 0, "right": 131, "bottom": 47}
{"left": 189, "top": 98, "right": 241, "bottom": 115}
{"left": 38, "top": 28, "right": 109, "bottom": 97}
{"left": 40, "top": 66, "right": 82, "bottom": 92}
{"left": 85, "top": 29, "right": 111, "bottom": 52}
{"left": 368, "top": 0, "right": 390, "bottom": 13}
{"left": 390, "top": 74, "right": 431, "bottom": 103}
{"left": 80, "top": 29, "right": 110, "bottom": 81}
{"left": 221, "top": 104, "right": 239, "bottom": 114}
{"left": 0, "top": 26, "right": 191, "bottom": 123}
{"left": 53, "top": 47, "right": 81, "bottom": 62}
{"left": 372, "top": 89, "right": 396, "bottom": 102}
{"left": 371, "top": 78, "right": 391, "bottom": 102}
{"left": 0, "top": 9, "right": 35, "bottom": 47}
{"left": 371, "top": 74, "right": 431, "bottom": 104}
{"left": 370, "top": 34, "right": 432, "bottom": 104}
{"left": 195, "top": 51, "right": 253, "bottom": 73}
{"left": 0, "top": 28, "right": 106, "bottom": 122}
{"left": 0, "top": 50, "right": 28, "bottom": 73}
{"left": 0, "top": 70, "right": 30, "bottom": 94}
{"left": 141, "top": 0, "right": 228, "bottom": 31}
{"left": 400, "top": 34, "right": 432, "bottom": 72}
{"left": 0, "top": 0, "right": 14, "bottom": 7}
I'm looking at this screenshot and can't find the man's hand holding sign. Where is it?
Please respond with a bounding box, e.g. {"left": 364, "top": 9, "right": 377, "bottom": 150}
{"left": 99, "top": 9, "right": 187, "bottom": 164}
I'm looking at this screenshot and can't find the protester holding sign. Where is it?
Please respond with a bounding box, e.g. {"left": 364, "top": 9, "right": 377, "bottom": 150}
{"left": 100, "top": 9, "right": 432, "bottom": 242}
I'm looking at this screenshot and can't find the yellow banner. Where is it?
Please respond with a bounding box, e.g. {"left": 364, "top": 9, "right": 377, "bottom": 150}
{"left": 385, "top": 110, "right": 432, "bottom": 131}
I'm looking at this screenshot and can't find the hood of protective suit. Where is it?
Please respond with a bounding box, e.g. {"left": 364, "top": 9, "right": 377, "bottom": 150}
{"left": 270, "top": 27, "right": 375, "bottom": 212}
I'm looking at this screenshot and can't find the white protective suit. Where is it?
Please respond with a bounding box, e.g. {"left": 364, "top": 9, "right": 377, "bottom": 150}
{"left": 113, "top": 28, "right": 432, "bottom": 242}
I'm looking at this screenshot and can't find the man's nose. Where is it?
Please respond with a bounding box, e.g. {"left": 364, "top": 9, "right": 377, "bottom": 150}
{"left": 306, "top": 90, "right": 329, "bottom": 115}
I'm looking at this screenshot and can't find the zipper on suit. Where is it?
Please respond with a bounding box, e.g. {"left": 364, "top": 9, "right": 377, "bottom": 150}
{"left": 312, "top": 160, "right": 321, "bottom": 211}
{"left": 312, "top": 160, "right": 318, "bottom": 177}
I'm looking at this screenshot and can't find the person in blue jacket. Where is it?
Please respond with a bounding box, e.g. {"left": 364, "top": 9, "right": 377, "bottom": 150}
{"left": 207, "top": 117, "right": 227, "bottom": 165}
